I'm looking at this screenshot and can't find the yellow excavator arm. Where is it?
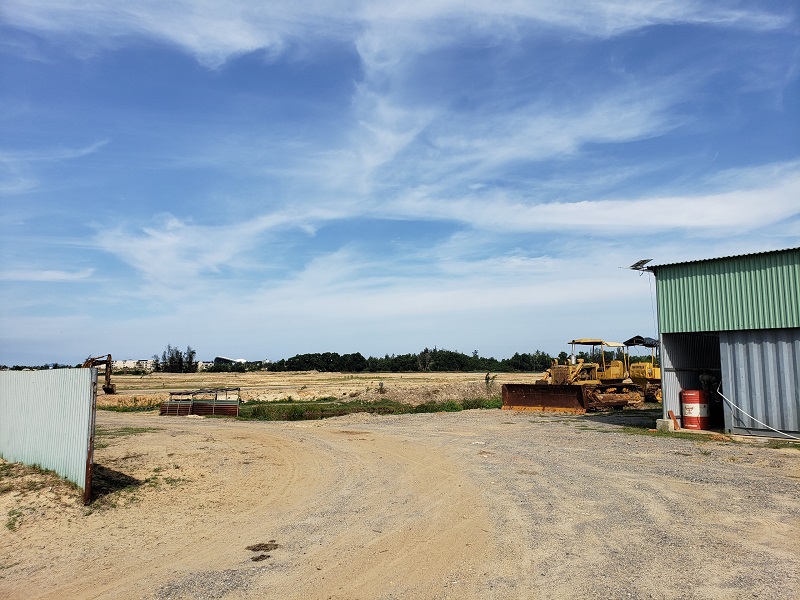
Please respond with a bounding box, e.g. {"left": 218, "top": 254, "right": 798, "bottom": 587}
{"left": 81, "top": 354, "right": 117, "bottom": 394}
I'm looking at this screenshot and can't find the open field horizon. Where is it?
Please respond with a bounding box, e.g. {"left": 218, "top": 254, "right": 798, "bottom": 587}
{"left": 99, "top": 370, "right": 547, "bottom": 409}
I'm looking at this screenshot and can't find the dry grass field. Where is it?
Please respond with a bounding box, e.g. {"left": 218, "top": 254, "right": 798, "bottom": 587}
{"left": 98, "top": 370, "right": 546, "bottom": 409}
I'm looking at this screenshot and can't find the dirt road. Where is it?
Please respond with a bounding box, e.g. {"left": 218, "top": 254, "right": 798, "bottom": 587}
{"left": 2, "top": 409, "right": 798, "bottom": 599}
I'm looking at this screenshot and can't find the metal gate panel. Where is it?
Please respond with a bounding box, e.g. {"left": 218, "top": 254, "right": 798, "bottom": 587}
{"left": 0, "top": 369, "right": 97, "bottom": 502}
{"left": 719, "top": 328, "right": 800, "bottom": 436}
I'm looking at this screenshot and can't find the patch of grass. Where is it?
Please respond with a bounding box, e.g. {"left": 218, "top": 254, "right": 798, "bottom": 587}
{"left": 461, "top": 397, "right": 502, "bottom": 410}
{"left": 96, "top": 426, "right": 159, "bottom": 439}
{"left": 239, "top": 396, "right": 501, "bottom": 421}
{"left": 620, "top": 427, "right": 703, "bottom": 441}
{"left": 0, "top": 461, "right": 80, "bottom": 499}
{"left": 5, "top": 508, "right": 23, "bottom": 531}
{"left": 26, "top": 463, "right": 57, "bottom": 476}
{"left": 162, "top": 476, "right": 187, "bottom": 486}
{"left": 413, "top": 400, "right": 463, "bottom": 413}
{"left": 573, "top": 424, "right": 614, "bottom": 434}
{"left": 619, "top": 427, "right": 733, "bottom": 444}
{"left": 98, "top": 404, "right": 159, "bottom": 412}
{"left": 764, "top": 440, "right": 800, "bottom": 450}
{"left": 532, "top": 417, "right": 582, "bottom": 424}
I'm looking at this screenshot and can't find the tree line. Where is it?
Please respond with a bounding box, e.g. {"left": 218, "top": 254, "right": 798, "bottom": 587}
{"left": 0, "top": 345, "right": 656, "bottom": 373}
{"left": 266, "top": 347, "right": 555, "bottom": 373}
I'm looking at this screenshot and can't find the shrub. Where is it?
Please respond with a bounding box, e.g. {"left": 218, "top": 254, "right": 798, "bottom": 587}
{"left": 461, "top": 397, "right": 502, "bottom": 410}
{"left": 413, "top": 400, "right": 463, "bottom": 413}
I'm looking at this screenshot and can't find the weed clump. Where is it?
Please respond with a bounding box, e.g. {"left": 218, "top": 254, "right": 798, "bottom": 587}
{"left": 413, "top": 400, "right": 462, "bottom": 413}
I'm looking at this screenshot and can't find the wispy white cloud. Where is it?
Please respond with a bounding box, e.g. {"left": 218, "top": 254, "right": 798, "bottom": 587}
{"left": 0, "top": 268, "right": 94, "bottom": 282}
{"left": 271, "top": 72, "right": 693, "bottom": 218}
{"left": 119, "top": 242, "right": 657, "bottom": 359}
{"left": 420, "top": 84, "right": 683, "bottom": 181}
{"left": 1, "top": 1, "right": 356, "bottom": 66}
{"left": 93, "top": 214, "right": 270, "bottom": 287}
{"left": 46, "top": 141, "right": 108, "bottom": 161}
{"left": 383, "top": 162, "right": 800, "bottom": 233}
{"left": 0, "top": 140, "right": 108, "bottom": 195}
{"left": 353, "top": 1, "right": 793, "bottom": 91}
{"left": 89, "top": 157, "right": 800, "bottom": 307}
{"left": 91, "top": 206, "right": 348, "bottom": 291}
{"left": 1, "top": 1, "right": 789, "bottom": 66}
{"left": 359, "top": 1, "right": 790, "bottom": 37}
{"left": 0, "top": 140, "right": 108, "bottom": 163}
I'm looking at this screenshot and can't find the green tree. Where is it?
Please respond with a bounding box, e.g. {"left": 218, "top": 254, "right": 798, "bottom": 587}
{"left": 156, "top": 344, "right": 197, "bottom": 373}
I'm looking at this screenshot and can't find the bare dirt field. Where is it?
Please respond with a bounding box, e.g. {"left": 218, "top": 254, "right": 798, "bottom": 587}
{"left": 2, "top": 373, "right": 799, "bottom": 599}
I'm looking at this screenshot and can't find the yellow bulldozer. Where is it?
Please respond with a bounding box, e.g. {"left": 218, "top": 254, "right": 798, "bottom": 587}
{"left": 623, "top": 335, "right": 662, "bottom": 403}
{"left": 502, "top": 339, "right": 643, "bottom": 414}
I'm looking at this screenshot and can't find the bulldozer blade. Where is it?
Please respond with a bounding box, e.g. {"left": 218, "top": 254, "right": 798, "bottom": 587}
{"left": 501, "top": 384, "right": 587, "bottom": 414}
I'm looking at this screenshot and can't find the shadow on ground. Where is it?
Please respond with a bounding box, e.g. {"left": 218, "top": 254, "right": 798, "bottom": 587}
{"left": 582, "top": 406, "right": 662, "bottom": 428}
{"left": 91, "top": 464, "right": 142, "bottom": 502}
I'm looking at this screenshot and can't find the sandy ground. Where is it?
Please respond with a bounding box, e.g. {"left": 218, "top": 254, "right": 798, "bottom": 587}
{"left": 2, "top": 404, "right": 798, "bottom": 599}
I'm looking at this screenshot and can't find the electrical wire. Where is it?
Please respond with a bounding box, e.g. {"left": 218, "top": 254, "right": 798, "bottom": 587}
{"left": 716, "top": 385, "right": 800, "bottom": 441}
{"left": 646, "top": 271, "right": 658, "bottom": 338}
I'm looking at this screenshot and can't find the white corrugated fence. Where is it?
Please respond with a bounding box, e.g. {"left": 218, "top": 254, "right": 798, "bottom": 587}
{"left": 0, "top": 368, "right": 97, "bottom": 502}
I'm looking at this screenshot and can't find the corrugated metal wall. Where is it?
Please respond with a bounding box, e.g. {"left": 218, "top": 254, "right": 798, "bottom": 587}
{"left": 661, "top": 333, "right": 721, "bottom": 425}
{"left": 0, "top": 369, "right": 97, "bottom": 500}
{"left": 719, "top": 328, "right": 800, "bottom": 436}
{"left": 655, "top": 248, "right": 800, "bottom": 333}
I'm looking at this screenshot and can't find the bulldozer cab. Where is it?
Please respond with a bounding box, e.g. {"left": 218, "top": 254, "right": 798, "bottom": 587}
{"left": 566, "top": 339, "right": 628, "bottom": 382}
{"left": 623, "top": 336, "right": 662, "bottom": 403}
{"left": 623, "top": 336, "right": 660, "bottom": 377}
{"left": 549, "top": 359, "right": 598, "bottom": 385}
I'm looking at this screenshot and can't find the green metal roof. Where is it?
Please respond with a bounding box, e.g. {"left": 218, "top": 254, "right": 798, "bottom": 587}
{"left": 652, "top": 248, "right": 800, "bottom": 333}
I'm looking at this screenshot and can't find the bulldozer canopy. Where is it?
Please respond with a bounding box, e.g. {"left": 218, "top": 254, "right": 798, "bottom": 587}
{"left": 623, "top": 335, "right": 659, "bottom": 348}
{"left": 568, "top": 339, "right": 625, "bottom": 347}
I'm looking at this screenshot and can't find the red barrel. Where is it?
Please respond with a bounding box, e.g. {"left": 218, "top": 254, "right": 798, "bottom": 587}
{"left": 681, "top": 390, "right": 711, "bottom": 430}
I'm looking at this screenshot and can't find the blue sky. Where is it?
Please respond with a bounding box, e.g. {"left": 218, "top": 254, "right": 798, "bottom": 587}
{"left": 1, "top": 2, "right": 798, "bottom": 365}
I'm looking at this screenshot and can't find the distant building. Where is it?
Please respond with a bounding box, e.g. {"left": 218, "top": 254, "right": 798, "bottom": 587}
{"left": 111, "top": 359, "right": 155, "bottom": 372}
{"left": 112, "top": 359, "right": 136, "bottom": 370}
{"left": 213, "top": 356, "right": 247, "bottom": 365}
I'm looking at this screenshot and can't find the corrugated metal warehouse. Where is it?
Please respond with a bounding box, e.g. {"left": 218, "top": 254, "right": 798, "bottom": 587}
{"left": 648, "top": 247, "right": 799, "bottom": 437}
